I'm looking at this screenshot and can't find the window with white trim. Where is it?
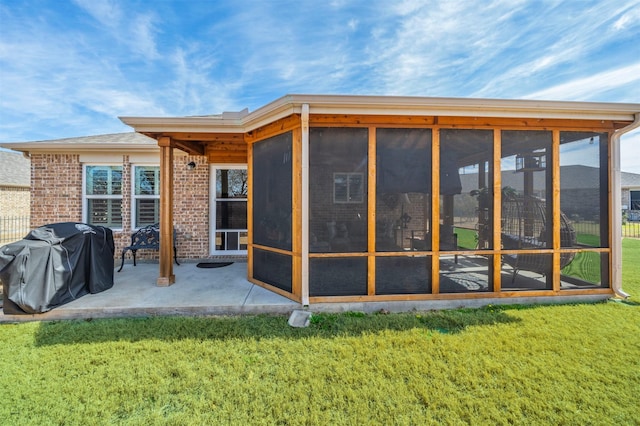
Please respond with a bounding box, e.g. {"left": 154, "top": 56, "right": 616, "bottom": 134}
{"left": 84, "top": 165, "right": 123, "bottom": 228}
{"left": 333, "top": 172, "right": 364, "bottom": 203}
{"left": 132, "top": 165, "right": 160, "bottom": 228}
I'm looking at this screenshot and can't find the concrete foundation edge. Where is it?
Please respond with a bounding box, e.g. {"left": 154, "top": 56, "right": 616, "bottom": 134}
{"left": 0, "top": 294, "right": 612, "bottom": 322}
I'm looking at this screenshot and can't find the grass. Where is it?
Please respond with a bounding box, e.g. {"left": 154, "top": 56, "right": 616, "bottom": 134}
{"left": 1, "top": 241, "right": 639, "bottom": 425}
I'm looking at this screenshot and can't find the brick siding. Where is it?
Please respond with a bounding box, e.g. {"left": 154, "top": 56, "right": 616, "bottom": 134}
{"left": 0, "top": 186, "right": 30, "bottom": 217}
{"left": 29, "top": 153, "right": 214, "bottom": 262}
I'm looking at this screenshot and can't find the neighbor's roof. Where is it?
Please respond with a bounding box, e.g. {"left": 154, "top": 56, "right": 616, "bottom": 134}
{"left": 0, "top": 150, "right": 30, "bottom": 187}
{"left": 120, "top": 94, "right": 640, "bottom": 134}
{"left": 0, "top": 132, "right": 157, "bottom": 153}
{"left": 622, "top": 170, "right": 640, "bottom": 188}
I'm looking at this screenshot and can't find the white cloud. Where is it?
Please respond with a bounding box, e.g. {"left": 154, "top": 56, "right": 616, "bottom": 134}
{"left": 621, "top": 130, "right": 640, "bottom": 174}
{"left": 612, "top": 7, "right": 640, "bottom": 30}
{"left": 73, "top": 0, "right": 160, "bottom": 59}
{"left": 523, "top": 63, "right": 640, "bottom": 101}
{"left": 1, "top": 0, "right": 639, "bottom": 143}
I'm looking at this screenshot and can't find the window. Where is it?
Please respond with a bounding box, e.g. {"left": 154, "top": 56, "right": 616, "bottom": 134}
{"left": 84, "top": 165, "right": 122, "bottom": 228}
{"left": 630, "top": 190, "right": 640, "bottom": 210}
{"left": 133, "top": 166, "right": 160, "bottom": 228}
{"left": 333, "top": 172, "right": 364, "bottom": 203}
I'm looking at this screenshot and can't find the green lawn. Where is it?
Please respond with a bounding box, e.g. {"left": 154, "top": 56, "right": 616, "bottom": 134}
{"left": 1, "top": 241, "right": 639, "bottom": 425}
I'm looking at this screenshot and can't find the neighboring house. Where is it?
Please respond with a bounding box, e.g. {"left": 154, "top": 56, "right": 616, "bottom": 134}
{"left": 2, "top": 94, "right": 639, "bottom": 306}
{"left": 0, "top": 150, "right": 30, "bottom": 217}
{"left": 621, "top": 171, "right": 640, "bottom": 221}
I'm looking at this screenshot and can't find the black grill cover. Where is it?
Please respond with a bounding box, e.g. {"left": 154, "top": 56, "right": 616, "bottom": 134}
{"left": 0, "top": 222, "right": 114, "bottom": 314}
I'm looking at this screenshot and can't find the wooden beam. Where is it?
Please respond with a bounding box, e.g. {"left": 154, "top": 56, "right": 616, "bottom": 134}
{"left": 368, "top": 126, "right": 376, "bottom": 296}
{"left": 292, "top": 127, "right": 302, "bottom": 298}
{"left": 247, "top": 142, "right": 254, "bottom": 281}
{"left": 431, "top": 129, "right": 440, "bottom": 294}
{"left": 245, "top": 115, "right": 301, "bottom": 143}
{"left": 310, "top": 114, "right": 436, "bottom": 126}
{"left": 492, "top": 129, "right": 502, "bottom": 292}
{"left": 552, "top": 130, "right": 561, "bottom": 292}
{"left": 172, "top": 140, "right": 205, "bottom": 156}
{"left": 171, "top": 132, "right": 244, "bottom": 142}
{"left": 157, "top": 139, "right": 175, "bottom": 286}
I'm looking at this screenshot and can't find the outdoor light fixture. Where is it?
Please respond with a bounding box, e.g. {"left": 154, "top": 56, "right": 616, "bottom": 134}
{"left": 187, "top": 161, "right": 196, "bottom": 170}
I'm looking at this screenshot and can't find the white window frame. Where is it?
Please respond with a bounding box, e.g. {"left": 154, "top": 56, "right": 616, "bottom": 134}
{"left": 210, "top": 164, "right": 248, "bottom": 255}
{"left": 82, "top": 164, "right": 124, "bottom": 230}
{"left": 131, "top": 164, "right": 160, "bottom": 230}
{"left": 333, "top": 172, "right": 364, "bottom": 204}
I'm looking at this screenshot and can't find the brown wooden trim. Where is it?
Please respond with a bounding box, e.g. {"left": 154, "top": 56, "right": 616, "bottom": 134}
{"left": 205, "top": 140, "right": 247, "bottom": 150}
{"left": 291, "top": 127, "right": 302, "bottom": 297}
{"left": 557, "top": 288, "right": 613, "bottom": 296}
{"left": 492, "top": 129, "right": 502, "bottom": 292}
{"left": 368, "top": 127, "right": 376, "bottom": 296}
{"left": 308, "top": 287, "right": 613, "bottom": 303}
{"left": 157, "top": 141, "right": 175, "bottom": 286}
{"left": 552, "top": 130, "right": 561, "bottom": 292}
{"left": 251, "top": 243, "right": 293, "bottom": 256}
{"left": 431, "top": 129, "right": 440, "bottom": 294}
{"left": 172, "top": 140, "right": 205, "bottom": 156}
{"left": 309, "top": 252, "right": 369, "bottom": 258}
{"left": 607, "top": 131, "right": 614, "bottom": 287}
{"left": 559, "top": 248, "right": 611, "bottom": 253}
{"left": 247, "top": 143, "right": 254, "bottom": 279}
{"left": 310, "top": 114, "right": 436, "bottom": 126}
{"left": 173, "top": 132, "right": 244, "bottom": 142}
{"left": 437, "top": 116, "right": 618, "bottom": 129}
{"left": 248, "top": 277, "right": 301, "bottom": 302}
{"left": 206, "top": 153, "right": 248, "bottom": 163}
{"left": 245, "top": 115, "right": 301, "bottom": 143}
{"left": 307, "top": 115, "right": 619, "bottom": 131}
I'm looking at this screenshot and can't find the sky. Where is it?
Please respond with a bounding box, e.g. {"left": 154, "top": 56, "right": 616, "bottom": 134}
{"left": 0, "top": 0, "right": 639, "bottom": 171}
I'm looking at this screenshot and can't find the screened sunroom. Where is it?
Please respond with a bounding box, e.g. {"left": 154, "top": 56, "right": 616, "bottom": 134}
{"left": 121, "top": 95, "right": 639, "bottom": 306}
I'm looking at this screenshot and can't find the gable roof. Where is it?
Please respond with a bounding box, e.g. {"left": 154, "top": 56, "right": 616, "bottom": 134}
{"left": 0, "top": 150, "right": 30, "bottom": 188}
{"left": 0, "top": 132, "right": 156, "bottom": 153}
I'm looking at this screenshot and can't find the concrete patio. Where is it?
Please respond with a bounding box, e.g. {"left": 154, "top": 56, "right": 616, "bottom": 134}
{"left": 1, "top": 259, "right": 611, "bottom": 323}
{"left": 0, "top": 260, "right": 299, "bottom": 322}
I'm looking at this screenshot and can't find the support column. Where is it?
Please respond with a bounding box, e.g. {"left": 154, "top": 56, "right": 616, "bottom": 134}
{"left": 300, "top": 104, "right": 310, "bottom": 305}
{"left": 157, "top": 137, "right": 176, "bottom": 286}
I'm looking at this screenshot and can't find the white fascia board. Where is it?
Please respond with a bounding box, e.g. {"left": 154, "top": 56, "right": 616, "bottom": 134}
{"left": 285, "top": 94, "right": 640, "bottom": 121}
{"left": 0, "top": 143, "right": 159, "bottom": 153}
{"left": 119, "top": 95, "right": 640, "bottom": 135}
{"left": 118, "top": 116, "right": 245, "bottom": 134}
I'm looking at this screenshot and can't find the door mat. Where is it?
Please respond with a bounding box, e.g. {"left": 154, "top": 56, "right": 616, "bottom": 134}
{"left": 196, "top": 262, "right": 234, "bottom": 268}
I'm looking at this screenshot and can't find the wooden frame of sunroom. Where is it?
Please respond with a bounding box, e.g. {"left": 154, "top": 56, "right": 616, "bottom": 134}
{"left": 120, "top": 94, "right": 640, "bottom": 305}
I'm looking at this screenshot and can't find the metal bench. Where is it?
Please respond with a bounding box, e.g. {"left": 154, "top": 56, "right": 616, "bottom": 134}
{"left": 117, "top": 224, "right": 179, "bottom": 272}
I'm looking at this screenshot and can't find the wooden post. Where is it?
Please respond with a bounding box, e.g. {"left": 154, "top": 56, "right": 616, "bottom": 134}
{"left": 552, "top": 130, "right": 561, "bottom": 292}
{"left": 431, "top": 129, "right": 440, "bottom": 294}
{"left": 492, "top": 130, "right": 502, "bottom": 292}
{"left": 367, "top": 126, "right": 376, "bottom": 296}
{"left": 292, "top": 127, "right": 302, "bottom": 299}
{"left": 157, "top": 137, "right": 175, "bottom": 286}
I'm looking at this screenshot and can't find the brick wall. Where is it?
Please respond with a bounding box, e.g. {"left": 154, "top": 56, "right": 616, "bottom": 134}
{"left": 173, "top": 155, "right": 210, "bottom": 258}
{"left": 29, "top": 153, "right": 213, "bottom": 262}
{"left": 0, "top": 186, "right": 30, "bottom": 217}
{"left": 30, "top": 154, "right": 83, "bottom": 226}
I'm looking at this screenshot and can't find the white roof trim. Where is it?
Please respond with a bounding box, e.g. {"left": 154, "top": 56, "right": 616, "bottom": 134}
{"left": 120, "top": 94, "right": 640, "bottom": 134}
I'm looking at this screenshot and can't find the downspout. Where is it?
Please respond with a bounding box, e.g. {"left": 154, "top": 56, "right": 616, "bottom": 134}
{"left": 611, "top": 112, "right": 640, "bottom": 299}
{"left": 301, "top": 104, "right": 310, "bottom": 306}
